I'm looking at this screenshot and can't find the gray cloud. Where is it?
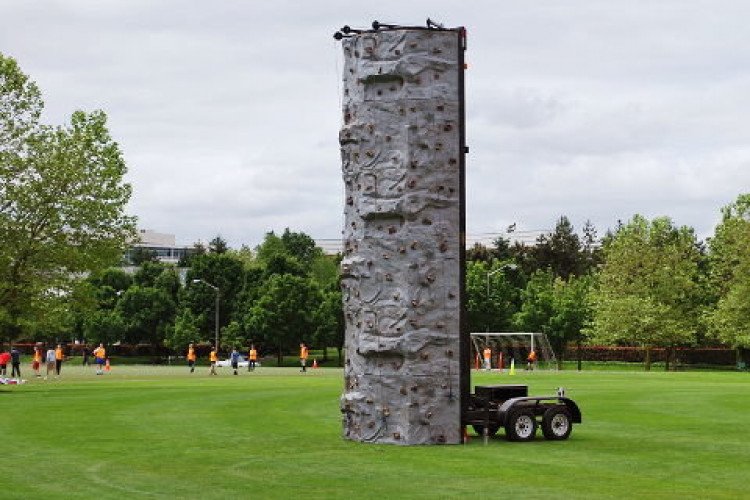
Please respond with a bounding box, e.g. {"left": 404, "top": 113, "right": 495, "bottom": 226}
{"left": 2, "top": 0, "right": 749, "bottom": 247}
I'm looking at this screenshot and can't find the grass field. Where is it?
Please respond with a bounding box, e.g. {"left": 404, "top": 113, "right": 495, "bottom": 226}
{"left": 1, "top": 364, "right": 748, "bottom": 499}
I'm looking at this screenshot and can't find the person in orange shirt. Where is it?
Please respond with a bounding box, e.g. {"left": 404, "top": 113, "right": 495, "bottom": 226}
{"left": 248, "top": 345, "right": 258, "bottom": 372}
{"left": 483, "top": 346, "right": 492, "bottom": 371}
{"left": 93, "top": 343, "right": 106, "bottom": 375}
{"left": 32, "top": 347, "right": 42, "bottom": 377}
{"left": 299, "top": 343, "right": 308, "bottom": 373}
{"left": 527, "top": 350, "right": 537, "bottom": 371}
{"left": 187, "top": 343, "right": 196, "bottom": 373}
{"left": 209, "top": 347, "right": 218, "bottom": 376}
{"left": 55, "top": 344, "right": 64, "bottom": 377}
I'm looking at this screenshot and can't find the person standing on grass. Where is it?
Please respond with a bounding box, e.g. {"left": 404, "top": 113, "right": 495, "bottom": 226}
{"left": 187, "top": 343, "right": 196, "bottom": 373}
{"left": 32, "top": 347, "right": 42, "bottom": 377}
{"left": 0, "top": 350, "right": 8, "bottom": 376}
{"left": 10, "top": 346, "right": 21, "bottom": 378}
{"left": 299, "top": 343, "right": 308, "bottom": 373}
{"left": 483, "top": 346, "right": 492, "bottom": 371}
{"left": 45, "top": 346, "right": 56, "bottom": 379}
{"left": 230, "top": 348, "right": 240, "bottom": 375}
{"left": 82, "top": 347, "right": 90, "bottom": 366}
{"left": 55, "top": 344, "right": 64, "bottom": 376}
{"left": 93, "top": 343, "right": 106, "bottom": 375}
{"left": 527, "top": 350, "right": 537, "bottom": 371}
{"left": 248, "top": 345, "right": 257, "bottom": 372}
{"left": 209, "top": 347, "right": 218, "bottom": 375}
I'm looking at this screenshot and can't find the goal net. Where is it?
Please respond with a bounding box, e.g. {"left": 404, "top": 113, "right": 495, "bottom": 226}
{"left": 470, "top": 332, "right": 558, "bottom": 370}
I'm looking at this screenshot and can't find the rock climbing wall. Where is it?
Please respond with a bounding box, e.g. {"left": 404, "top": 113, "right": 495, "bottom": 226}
{"left": 338, "top": 27, "right": 465, "bottom": 445}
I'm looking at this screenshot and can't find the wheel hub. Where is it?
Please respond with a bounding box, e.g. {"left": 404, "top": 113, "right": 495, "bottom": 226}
{"left": 515, "top": 415, "right": 534, "bottom": 438}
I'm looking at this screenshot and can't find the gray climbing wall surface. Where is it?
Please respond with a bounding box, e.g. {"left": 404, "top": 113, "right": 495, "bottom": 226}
{"left": 338, "top": 26, "right": 466, "bottom": 445}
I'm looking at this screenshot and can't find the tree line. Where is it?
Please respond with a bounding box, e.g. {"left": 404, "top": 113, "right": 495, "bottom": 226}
{"left": 469, "top": 201, "right": 750, "bottom": 370}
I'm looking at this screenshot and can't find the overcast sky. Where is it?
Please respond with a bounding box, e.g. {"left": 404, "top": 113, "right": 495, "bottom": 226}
{"left": 3, "top": 1, "right": 750, "bottom": 248}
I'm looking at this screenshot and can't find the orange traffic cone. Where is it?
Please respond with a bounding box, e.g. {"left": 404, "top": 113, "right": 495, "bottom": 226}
{"left": 105, "top": 358, "right": 111, "bottom": 372}
{"left": 462, "top": 426, "right": 470, "bottom": 444}
{"left": 497, "top": 353, "right": 504, "bottom": 372}
{"left": 312, "top": 358, "right": 318, "bottom": 369}
{"left": 474, "top": 352, "right": 480, "bottom": 370}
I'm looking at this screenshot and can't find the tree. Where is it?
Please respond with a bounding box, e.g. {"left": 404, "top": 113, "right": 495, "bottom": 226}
{"left": 245, "top": 274, "right": 321, "bottom": 365}
{"left": 280, "top": 228, "right": 321, "bottom": 266}
{"left": 0, "top": 53, "right": 135, "bottom": 340}
{"left": 255, "top": 229, "right": 322, "bottom": 270}
{"left": 83, "top": 309, "right": 126, "bottom": 347}
{"left": 133, "top": 261, "right": 168, "bottom": 288}
{"left": 314, "top": 286, "right": 345, "bottom": 365}
{"left": 706, "top": 194, "right": 750, "bottom": 363}
{"left": 549, "top": 275, "right": 592, "bottom": 370}
{"left": 165, "top": 309, "right": 201, "bottom": 351}
{"left": 117, "top": 286, "right": 175, "bottom": 348}
{"left": 182, "top": 253, "right": 245, "bottom": 336}
{"left": 466, "top": 260, "right": 522, "bottom": 333}
{"left": 586, "top": 215, "right": 702, "bottom": 370}
{"left": 532, "top": 216, "right": 585, "bottom": 279}
{"left": 209, "top": 235, "right": 229, "bottom": 254}
{"left": 513, "top": 269, "right": 556, "bottom": 336}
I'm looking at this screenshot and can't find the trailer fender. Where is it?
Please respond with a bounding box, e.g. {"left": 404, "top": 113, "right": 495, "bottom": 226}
{"left": 497, "top": 396, "right": 582, "bottom": 425}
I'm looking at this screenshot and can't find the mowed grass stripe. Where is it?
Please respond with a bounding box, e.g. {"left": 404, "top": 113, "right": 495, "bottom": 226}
{"left": 1, "top": 366, "right": 748, "bottom": 499}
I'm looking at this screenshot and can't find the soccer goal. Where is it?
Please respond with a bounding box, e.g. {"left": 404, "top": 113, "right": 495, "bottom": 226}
{"left": 470, "top": 332, "right": 558, "bottom": 370}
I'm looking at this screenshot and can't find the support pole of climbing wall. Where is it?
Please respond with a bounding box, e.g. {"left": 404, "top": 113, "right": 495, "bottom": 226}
{"left": 336, "top": 21, "right": 467, "bottom": 445}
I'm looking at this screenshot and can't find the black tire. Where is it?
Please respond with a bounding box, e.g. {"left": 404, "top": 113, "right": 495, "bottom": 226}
{"left": 472, "top": 424, "right": 500, "bottom": 437}
{"left": 541, "top": 406, "right": 572, "bottom": 440}
{"left": 504, "top": 409, "right": 537, "bottom": 442}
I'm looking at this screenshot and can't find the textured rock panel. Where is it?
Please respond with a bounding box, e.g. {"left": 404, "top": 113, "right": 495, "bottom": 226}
{"left": 339, "top": 29, "right": 463, "bottom": 445}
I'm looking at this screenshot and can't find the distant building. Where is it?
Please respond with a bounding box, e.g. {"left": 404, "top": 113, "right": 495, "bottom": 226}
{"left": 126, "top": 229, "right": 193, "bottom": 265}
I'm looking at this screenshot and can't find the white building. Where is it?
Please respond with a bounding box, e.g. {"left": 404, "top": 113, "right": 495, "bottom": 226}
{"left": 126, "top": 229, "right": 193, "bottom": 264}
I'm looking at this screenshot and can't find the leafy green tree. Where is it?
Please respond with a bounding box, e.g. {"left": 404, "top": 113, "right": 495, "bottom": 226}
{"left": 310, "top": 254, "right": 340, "bottom": 288}
{"left": 466, "top": 260, "right": 522, "bottom": 333}
{"left": 314, "top": 286, "right": 345, "bottom": 364}
{"left": 513, "top": 269, "right": 594, "bottom": 368}
{"left": 586, "top": 215, "right": 702, "bottom": 370}
{"left": 209, "top": 235, "right": 229, "bottom": 254}
{"left": 281, "top": 228, "right": 322, "bottom": 266}
{"left": 83, "top": 309, "right": 126, "bottom": 347}
{"left": 255, "top": 229, "right": 322, "bottom": 271}
{"left": 513, "top": 269, "right": 556, "bottom": 335}
{"left": 263, "top": 254, "right": 306, "bottom": 278}
{"left": 0, "top": 53, "right": 135, "bottom": 340}
{"left": 166, "top": 309, "right": 201, "bottom": 351}
{"left": 706, "top": 194, "right": 750, "bottom": 362}
{"left": 117, "top": 286, "right": 175, "bottom": 348}
{"left": 90, "top": 268, "right": 133, "bottom": 294}
{"left": 182, "top": 253, "right": 245, "bottom": 335}
{"left": 549, "top": 274, "right": 592, "bottom": 370}
{"left": 245, "top": 274, "right": 321, "bottom": 365}
{"left": 133, "top": 261, "right": 168, "bottom": 288}
{"left": 220, "top": 320, "right": 246, "bottom": 351}
{"left": 154, "top": 267, "right": 181, "bottom": 303}
{"left": 532, "top": 216, "right": 585, "bottom": 279}
{"left": 466, "top": 243, "right": 494, "bottom": 264}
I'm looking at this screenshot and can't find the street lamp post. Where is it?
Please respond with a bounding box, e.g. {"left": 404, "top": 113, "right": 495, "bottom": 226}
{"left": 193, "top": 279, "right": 220, "bottom": 352}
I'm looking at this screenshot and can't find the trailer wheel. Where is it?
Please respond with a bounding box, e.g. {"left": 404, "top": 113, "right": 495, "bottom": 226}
{"left": 505, "top": 409, "right": 537, "bottom": 441}
{"left": 541, "top": 406, "right": 572, "bottom": 440}
{"left": 472, "top": 424, "right": 500, "bottom": 437}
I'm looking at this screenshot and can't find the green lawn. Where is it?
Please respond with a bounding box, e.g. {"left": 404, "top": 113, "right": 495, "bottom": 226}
{"left": 1, "top": 365, "right": 748, "bottom": 499}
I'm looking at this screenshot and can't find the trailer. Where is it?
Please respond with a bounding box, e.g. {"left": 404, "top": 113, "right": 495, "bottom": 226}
{"left": 463, "top": 384, "right": 582, "bottom": 441}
